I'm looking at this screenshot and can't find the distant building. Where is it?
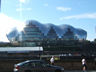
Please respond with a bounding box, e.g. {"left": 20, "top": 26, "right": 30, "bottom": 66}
{"left": 19, "top": 21, "right": 44, "bottom": 46}
{"left": 7, "top": 20, "right": 87, "bottom": 46}
{"left": 46, "top": 26, "right": 58, "bottom": 39}
{"left": 62, "top": 28, "right": 78, "bottom": 40}
{"left": 7, "top": 28, "right": 19, "bottom": 44}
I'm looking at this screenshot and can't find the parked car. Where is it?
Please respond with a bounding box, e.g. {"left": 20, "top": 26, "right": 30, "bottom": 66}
{"left": 14, "top": 60, "right": 64, "bottom": 72}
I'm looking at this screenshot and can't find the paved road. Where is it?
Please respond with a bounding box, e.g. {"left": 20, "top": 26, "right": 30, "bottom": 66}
{"left": 64, "top": 70, "right": 96, "bottom": 72}
{"left": 0, "top": 70, "right": 96, "bottom": 72}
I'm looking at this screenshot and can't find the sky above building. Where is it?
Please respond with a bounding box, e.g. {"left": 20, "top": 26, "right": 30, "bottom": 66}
{"left": 0, "top": 0, "right": 96, "bottom": 42}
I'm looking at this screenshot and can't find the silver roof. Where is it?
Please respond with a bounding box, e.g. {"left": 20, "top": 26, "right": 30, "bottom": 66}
{"left": 0, "top": 47, "right": 43, "bottom": 53}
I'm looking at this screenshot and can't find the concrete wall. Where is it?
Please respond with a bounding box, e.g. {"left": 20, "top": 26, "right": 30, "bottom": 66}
{"left": 0, "top": 59, "right": 96, "bottom": 72}
{"left": 55, "top": 60, "right": 96, "bottom": 70}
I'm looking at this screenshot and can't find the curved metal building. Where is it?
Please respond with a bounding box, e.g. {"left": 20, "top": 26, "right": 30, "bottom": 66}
{"left": 7, "top": 20, "right": 87, "bottom": 46}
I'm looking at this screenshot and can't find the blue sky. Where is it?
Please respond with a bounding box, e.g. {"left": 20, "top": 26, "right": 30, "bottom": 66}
{"left": 0, "top": 0, "right": 96, "bottom": 41}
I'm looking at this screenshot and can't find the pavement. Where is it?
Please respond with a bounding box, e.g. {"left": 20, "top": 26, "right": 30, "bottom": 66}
{"left": 64, "top": 70, "right": 96, "bottom": 72}
{"left": 0, "top": 70, "right": 96, "bottom": 72}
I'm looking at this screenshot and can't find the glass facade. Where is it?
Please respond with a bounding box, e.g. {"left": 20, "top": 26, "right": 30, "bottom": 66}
{"left": 19, "top": 21, "right": 44, "bottom": 46}
{"left": 46, "top": 26, "right": 58, "bottom": 39}
{"left": 7, "top": 28, "right": 19, "bottom": 44}
{"left": 62, "top": 28, "right": 77, "bottom": 40}
{"left": 7, "top": 20, "right": 87, "bottom": 46}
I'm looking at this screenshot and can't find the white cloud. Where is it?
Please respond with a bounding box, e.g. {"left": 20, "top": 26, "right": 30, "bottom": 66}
{"left": 26, "top": 8, "right": 32, "bottom": 11}
{"left": 56, "top": 6, "right": 71, "bottom": 12}
{"left": 60, "top": 13, "right": 96, "bottom": 20}
{"left": 44, "top": 3, "right": 48, "bottom": 7}
{"left": 16, "top": 8, "right": 22, "bottom": 12}
{"left": 16, "top": 8, "right": 32, "bottom": 12}
{"left": 19, "top": 0, "right": 30, "bottom": 4}
{"left": 19, "top": 0, "right": 26, "bottom": 3}
{"left": 0, "top": 13, "right": 25, "bottom": 42}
